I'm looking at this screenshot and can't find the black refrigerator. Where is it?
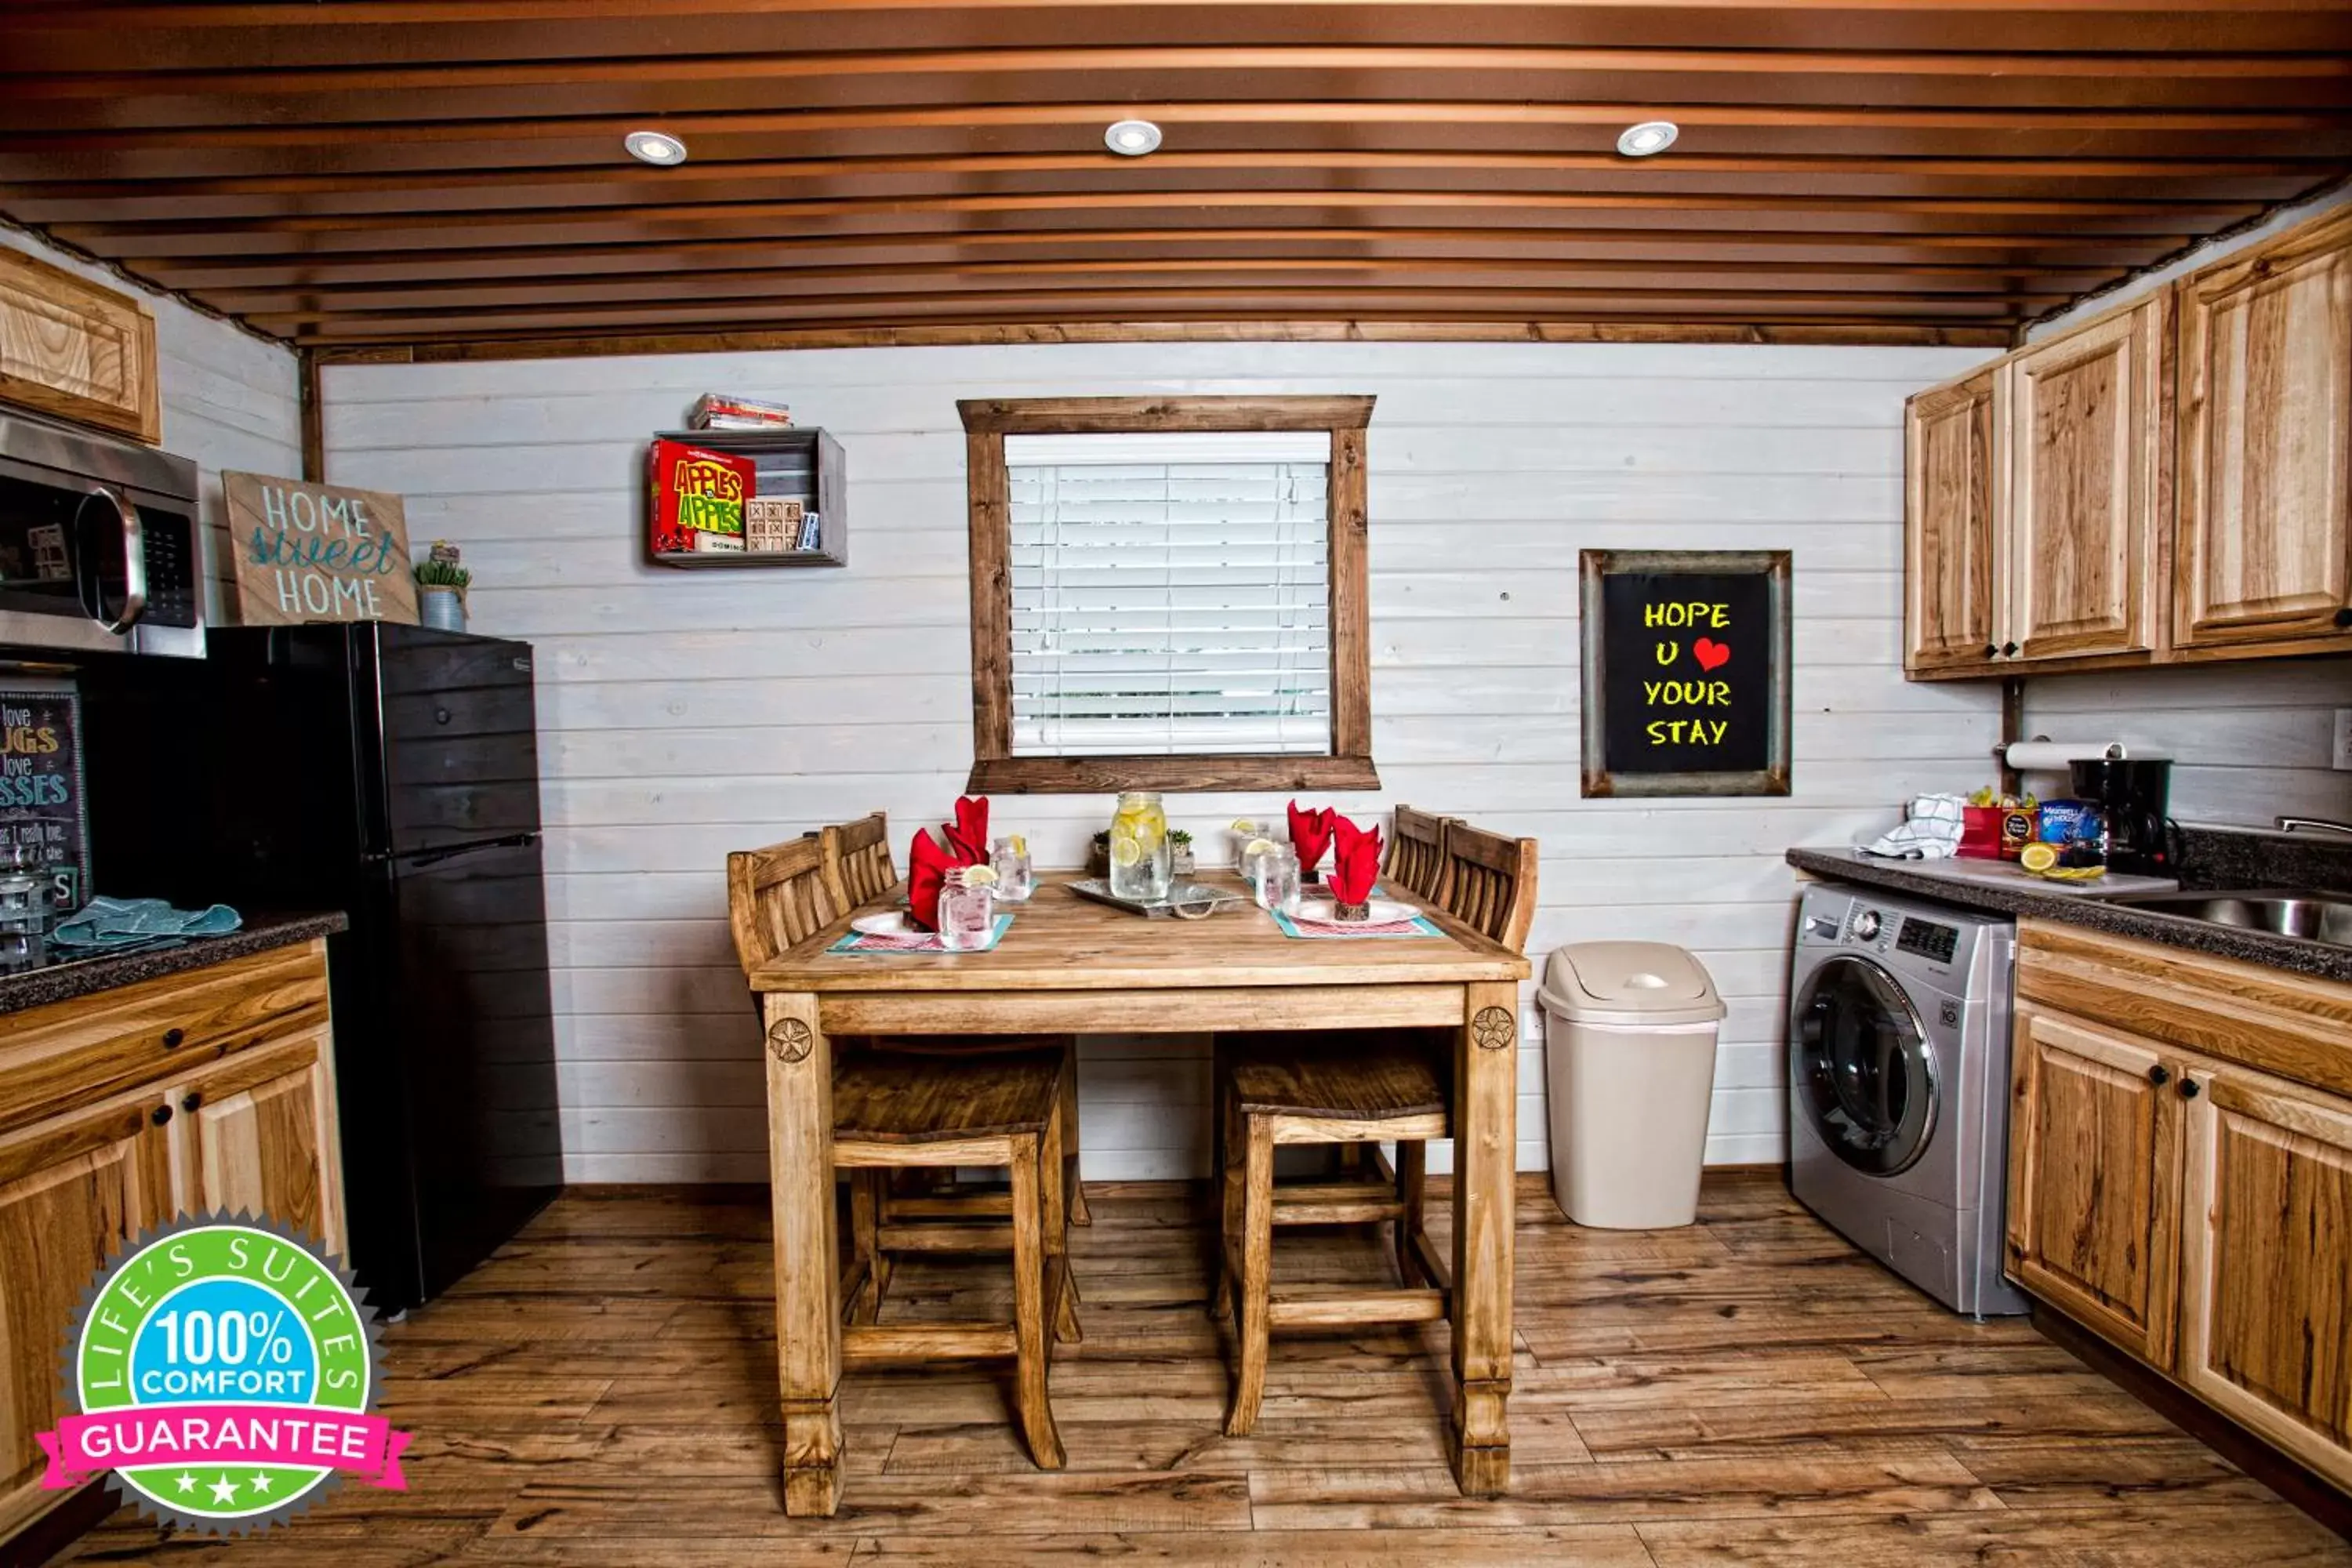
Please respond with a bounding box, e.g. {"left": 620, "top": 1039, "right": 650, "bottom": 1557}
{"left": 85, "top": 623, "right": 563, "bottom": 1312}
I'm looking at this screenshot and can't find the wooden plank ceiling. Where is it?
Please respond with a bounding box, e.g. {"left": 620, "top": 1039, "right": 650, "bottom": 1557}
{"left": 2, "top": 0, "right": 2348, "bottom": 354}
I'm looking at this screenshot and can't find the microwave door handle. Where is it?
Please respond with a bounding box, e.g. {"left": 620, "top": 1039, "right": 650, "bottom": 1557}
{"left": 74, "top": 485, "right": 147, "bottom": 633}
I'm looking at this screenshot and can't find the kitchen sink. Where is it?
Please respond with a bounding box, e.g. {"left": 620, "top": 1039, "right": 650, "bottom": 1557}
{"left": 2107, "top": 889, "right": 2352, "bottom": 948}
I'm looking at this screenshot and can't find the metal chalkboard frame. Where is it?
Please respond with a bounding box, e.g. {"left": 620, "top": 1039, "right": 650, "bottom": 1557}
{"left": 1579, "top": 549, "right": 1791, "bottom": 798}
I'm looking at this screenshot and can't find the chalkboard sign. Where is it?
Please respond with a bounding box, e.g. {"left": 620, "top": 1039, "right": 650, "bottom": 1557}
{"left": 1581, "top": 550, "right": 1791, "bottom": 797}
{"left": 0, "top": 681, "right": 89, "bottom": 910}
{"left": 225, "top": 470, "right": 418, "bottom": 627}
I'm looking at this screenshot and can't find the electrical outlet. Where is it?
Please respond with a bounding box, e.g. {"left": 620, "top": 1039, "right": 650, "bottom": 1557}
{"left": 2336, "top": 709, "right": 2352, "bottom": 771}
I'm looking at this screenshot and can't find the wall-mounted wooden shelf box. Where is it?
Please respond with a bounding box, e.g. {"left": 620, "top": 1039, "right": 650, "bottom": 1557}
{"left": 648, "top": 426, "right": 848, "bottom": 569}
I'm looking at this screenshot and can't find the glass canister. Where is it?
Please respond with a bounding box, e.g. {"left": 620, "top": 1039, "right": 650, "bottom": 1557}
{"left": 0, "top": 851, "right": 47, "bottom": 972}
{"left": 936, "top": 866, "right": 996, "bottom": 951}
{"left": 1108, "top": 790, "right": 1171, "bottom": 902}
{"left": 989, "top": 836, "right": 1034, "bottom": 903}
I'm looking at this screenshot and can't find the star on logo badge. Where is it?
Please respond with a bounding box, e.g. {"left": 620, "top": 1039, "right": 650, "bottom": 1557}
{"left": 173, "top": 1472, "right": 197, "bottom": 1495}
{"left": 208, "top": 1475, "right": 239, "bottom": 1506}
{"left": 249, "top": 1472, "right": 274, "bottom": 1494}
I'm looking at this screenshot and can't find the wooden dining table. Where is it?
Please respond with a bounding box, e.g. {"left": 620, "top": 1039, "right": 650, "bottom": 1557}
{"left": 749, "top": 873, "right": 1534, "bottom": 1517}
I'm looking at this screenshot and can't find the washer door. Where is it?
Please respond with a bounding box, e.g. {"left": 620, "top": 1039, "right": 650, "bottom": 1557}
{"left": 1793, "top": 955, "right": 1939, "bottom": 1176}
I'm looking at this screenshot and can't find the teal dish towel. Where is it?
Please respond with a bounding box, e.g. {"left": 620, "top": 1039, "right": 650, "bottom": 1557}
{"left": 53, "top": 897, "right": 243, "bottom": 950}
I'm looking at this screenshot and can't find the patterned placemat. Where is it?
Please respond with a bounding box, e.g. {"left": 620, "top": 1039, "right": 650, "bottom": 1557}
{"left": 829, "top": 913, "right": 1014, "bottom": 954}
{"left": 1271, "top": 909, "right": 1443, "bottom": 941}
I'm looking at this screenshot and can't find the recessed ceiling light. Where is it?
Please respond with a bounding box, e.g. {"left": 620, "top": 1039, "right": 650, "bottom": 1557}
{"left": 624, "top": 130, "right": 689, "bottom": 166}
{"left": 1105, "top": 119, "right": 1163, "bottom": 157}
{"left": 1616, "top": 120, "right": 1679, "bottom": 158}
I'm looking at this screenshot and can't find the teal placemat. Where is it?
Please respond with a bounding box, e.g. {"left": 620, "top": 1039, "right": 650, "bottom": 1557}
{"left": 829, "top": 912, "right": 1014, "bottom": 954}
{"left": 1272, "top": 909, "right": 1443, "bottom": 941}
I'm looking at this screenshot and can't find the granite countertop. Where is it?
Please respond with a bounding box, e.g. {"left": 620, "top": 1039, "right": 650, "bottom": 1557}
{"left": 0, "top": 911, "right": 350, "bottom": 1018}
{"left": 1786, "top": 846, "right": 2352, "bottom": 986}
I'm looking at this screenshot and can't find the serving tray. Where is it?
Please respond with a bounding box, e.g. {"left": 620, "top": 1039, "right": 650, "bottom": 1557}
{"left": 1067, "top": 877, "right": 1250, "bottom": 920}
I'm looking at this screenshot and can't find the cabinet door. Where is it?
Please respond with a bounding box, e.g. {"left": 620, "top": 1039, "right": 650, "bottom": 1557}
{"left": 2006, "top": 1006, "right": 2185, "bottom": 1366}
{"left": 2174, "top": 207, "right": 2352, "bottom": 653}
{"left": 1904, "top": 372, "right": 2002, "bottom": 674}
{"left": 0, "top": 1098, "right": 174, "bottom": 1538}
{"left": 0, "top": 246, "right": 161, "bottom": 445}
{"left": 2177, "top": 1062, "right": 2352, "bottom": 1490}
{"left": 182, "top": 1029, "right": 344, "bottom": 1257}
{"left": 2003, "top": 299, "right": 2166, "bottom": 662}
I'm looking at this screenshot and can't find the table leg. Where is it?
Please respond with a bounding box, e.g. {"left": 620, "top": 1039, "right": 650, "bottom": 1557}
{"left": 764, "top": 991, "right": 843, "bottom": 1516}
{"left": 1449, "top": 981, "right": 1517, "bottom": 1497}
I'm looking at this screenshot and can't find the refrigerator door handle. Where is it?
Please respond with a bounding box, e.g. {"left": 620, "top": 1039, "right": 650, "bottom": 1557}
{"left": 396, "top": 833, "right": 539, "bottom": 869}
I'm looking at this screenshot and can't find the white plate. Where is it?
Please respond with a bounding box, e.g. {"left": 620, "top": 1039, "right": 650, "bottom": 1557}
{"left": 1293, "top": 897, "right": 1417, "bottom": 925}
{"left": 851, "top": 913, "right": 919, "bottom": 937}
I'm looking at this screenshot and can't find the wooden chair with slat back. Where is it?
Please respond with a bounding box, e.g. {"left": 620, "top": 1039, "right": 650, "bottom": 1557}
{"left": 1213, "top": 813, "right": 1538, "bottom": 1437}
{"left": 1381, "top": 804, "right": 1453, "bottom": 904}
{"left": 728, "top": 829, "right": 1079, "bottom": 1470}
{"left": 816, "top": 812, "right": 1089, "bottom": 1228}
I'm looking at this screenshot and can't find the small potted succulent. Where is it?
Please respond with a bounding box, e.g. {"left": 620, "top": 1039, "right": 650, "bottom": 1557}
{"left": 414, "top": 541, "right": 471, "bottom": 633}
{"left": 1169, "top": 829, "right": 1195, "bottom": 877}
{"left": 1087, "top": 829, "right": 1111, "bottom": 880}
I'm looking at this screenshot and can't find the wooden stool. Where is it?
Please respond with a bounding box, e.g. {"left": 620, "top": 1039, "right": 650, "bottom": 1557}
{"left": 1213, "top": 815, "right": 1538, "bottom": 1436}
{"left": 1214, "top": 1035, "right": 1450, "bottom": 1435}
{"left": 835, "top": 1046, "right": 1077, "bottom": 1470}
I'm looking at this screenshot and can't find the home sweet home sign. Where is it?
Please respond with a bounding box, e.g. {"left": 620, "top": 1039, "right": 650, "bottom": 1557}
{"left": 1580, "top": 550, "right": 1791, "bottom": 797}
{"left": 225, "top": 470, "right": 418, "bottom": 626}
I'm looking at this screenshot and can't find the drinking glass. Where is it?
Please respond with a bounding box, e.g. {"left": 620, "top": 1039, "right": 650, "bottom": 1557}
{"left": 936, "top": 868, "right": 996, "bottom": 951}
{"left": 989, "top": 836, "right": 1035, "bottom": 902}
{"left": 1253, "top": 843, "right": 1301, "bottom": 916}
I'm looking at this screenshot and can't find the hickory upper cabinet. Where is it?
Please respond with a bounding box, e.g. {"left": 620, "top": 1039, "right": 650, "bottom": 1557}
{"left": 1903, "top": 372, "right": 2000, "bottom": 675}
{"left": 2172, "top": 205, "right": 2352, "bottom": 657}
{"left": 2000, "top": 296, "right": 2169, "bottom": 664}
{"left": 1903, "top": 296, "right": 2167, "bottom": 678}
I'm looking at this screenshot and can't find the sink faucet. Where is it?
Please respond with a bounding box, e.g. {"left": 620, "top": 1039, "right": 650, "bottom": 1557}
{"left": 2277, "top": 816, "right": 2352, "bottom": 837}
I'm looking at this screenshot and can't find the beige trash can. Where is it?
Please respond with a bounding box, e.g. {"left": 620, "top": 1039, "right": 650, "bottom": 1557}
{"left": 1540, "top": 942, "right": 1726, "bottom": 1229}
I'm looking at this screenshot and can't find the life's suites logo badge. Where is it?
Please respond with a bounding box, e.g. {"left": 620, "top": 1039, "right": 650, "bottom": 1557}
{"left": 36, "top": 1215, "right": 412, "bottom": 1534}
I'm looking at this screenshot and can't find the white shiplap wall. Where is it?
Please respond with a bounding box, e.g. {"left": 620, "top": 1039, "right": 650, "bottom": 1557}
{"left": 2019, "top": 180, "right": 2352, "bottom": 832}
{"left": 0, "top": 226, "right": 301, "bottom": 612}
{"left": 321, "top": 340, "right": 1998, "bottom": 1184}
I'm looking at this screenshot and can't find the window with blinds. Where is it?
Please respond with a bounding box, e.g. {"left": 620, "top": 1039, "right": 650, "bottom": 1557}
{"left": 1004, "top": 431, "right": 1332, "bottom": 757}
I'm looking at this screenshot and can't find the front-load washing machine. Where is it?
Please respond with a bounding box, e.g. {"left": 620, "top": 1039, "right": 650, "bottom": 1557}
{"left": 1788, "top": 880, "right": 2030, "bottom": 1318}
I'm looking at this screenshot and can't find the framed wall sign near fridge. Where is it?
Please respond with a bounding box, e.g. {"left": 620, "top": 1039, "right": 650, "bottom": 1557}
{"left": 1581, "top": 550, "right": 1791, "bottom": 798}
{"left": 225, "top": 470, "right": 418, "bottom": 626}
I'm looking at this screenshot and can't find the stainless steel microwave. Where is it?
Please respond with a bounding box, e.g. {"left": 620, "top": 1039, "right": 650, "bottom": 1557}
{"left": 0, "top": 408, "right": 205, "bottom": 657}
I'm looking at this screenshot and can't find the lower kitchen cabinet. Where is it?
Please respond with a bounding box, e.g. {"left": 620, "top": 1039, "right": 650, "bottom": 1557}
{"left": 0, "top": 938, "right": 344, "bottom": 1544}
{"left": 2010, "top": 920, "right": 2352, "bottom": 1494}
{"left": 2006, "top": 1004, "right": 2186, "bottom": 1368}
{"left": 0, "top": 1098, "right": 176, "bottom": 1536}
{"left": 2178, "top": 1062, "right": 2352, "bottom": 1491}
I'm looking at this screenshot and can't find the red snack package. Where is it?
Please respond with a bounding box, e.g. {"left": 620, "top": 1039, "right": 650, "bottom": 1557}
{"left": 649, "top": 439, "right": 754, "bottom": 556}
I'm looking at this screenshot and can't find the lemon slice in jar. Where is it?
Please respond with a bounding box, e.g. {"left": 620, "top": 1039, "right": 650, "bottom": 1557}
{"left": 1007, "top": 835, "right": 1027, "bottom": 855}
{"left": 962, "top": 864, "right": 1000, "bottom": 888}
{"left": 1109, "top": 837, "right": 1144, "bottom": 867}
{"left": 1244, "top": 838, "right": 1277, "bottom": 860}
{"left": 2018, "top": 842, "right": 2060, "bottom": 874}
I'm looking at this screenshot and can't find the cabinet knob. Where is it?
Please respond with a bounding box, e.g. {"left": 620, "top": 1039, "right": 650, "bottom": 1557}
{"left": 162, "top": 1027, "right": 184, "bottom": 1050}
{"left": 2335, "top": 608, "right": 2352, "bottom": 630}
{"left": 181, "top": 1092, "right": 202, "bottom": 1113}
{"left": 2002, "top": 641, "right": 2020, "bottom": 658}
{"left": 2147, "top": 1065, "right": 2171, "bottom": 1087}
{"left": 151, "top": 1104, "right": 172, "bottom": 1127}
{"left": 2180, "top": 1077, "right": 2201, "bottom": 1100}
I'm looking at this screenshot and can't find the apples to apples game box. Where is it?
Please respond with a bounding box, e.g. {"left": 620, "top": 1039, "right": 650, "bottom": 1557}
{"left": 648, "top": 438, "right": 754, "bottom": 557}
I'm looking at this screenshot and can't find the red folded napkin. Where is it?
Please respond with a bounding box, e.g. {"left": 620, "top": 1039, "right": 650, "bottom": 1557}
{"left": 1328, "top": 815, "right": 1383, "bottom": 906}
{"left": 906, "top": 827, "right": 958, "bottom": 931}
{"left": 1288, "top": 800, "right": 1335, "bottom": 876}
{"left": 942, "top": 795, "right": 989, "bottom": 866}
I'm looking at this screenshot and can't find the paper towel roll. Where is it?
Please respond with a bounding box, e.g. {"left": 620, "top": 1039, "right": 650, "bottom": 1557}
{"left": 2002, "top": 740, "right": 2127, "bottom": 771}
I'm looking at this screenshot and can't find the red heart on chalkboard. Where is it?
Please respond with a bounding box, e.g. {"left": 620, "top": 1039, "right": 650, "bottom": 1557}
{"left": 1693, "top": 637, "right": 1731, "bottom": 672}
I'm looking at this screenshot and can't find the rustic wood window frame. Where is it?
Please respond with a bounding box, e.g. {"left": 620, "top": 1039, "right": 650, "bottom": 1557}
{"left": 958, "top": 394, "right": 1379, "bottom": 795}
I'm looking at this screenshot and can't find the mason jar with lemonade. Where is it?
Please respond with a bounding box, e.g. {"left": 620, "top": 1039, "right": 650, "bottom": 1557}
{"left": 1108, "top": 790, "right": 1172, "bottom": 901}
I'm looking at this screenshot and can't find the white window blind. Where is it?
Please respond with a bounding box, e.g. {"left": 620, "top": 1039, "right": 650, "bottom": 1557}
{"left": 1005, "top": 431, "right": 1331, "bottom": 757}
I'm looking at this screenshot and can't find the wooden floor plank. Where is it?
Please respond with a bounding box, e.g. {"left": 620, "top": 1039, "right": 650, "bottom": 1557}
{"left": 53, "top": 1175, "right": 2352, "bottom": 1566}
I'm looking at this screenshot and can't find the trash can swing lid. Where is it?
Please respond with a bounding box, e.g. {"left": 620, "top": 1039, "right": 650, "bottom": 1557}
{"left": 1537, "top": 941, "right": 1726, "bottom": 1027}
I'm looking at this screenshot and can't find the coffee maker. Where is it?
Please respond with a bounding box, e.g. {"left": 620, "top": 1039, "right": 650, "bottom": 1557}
{"left": 2069, "top": 757, "right": 2174, "bottom": 877}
